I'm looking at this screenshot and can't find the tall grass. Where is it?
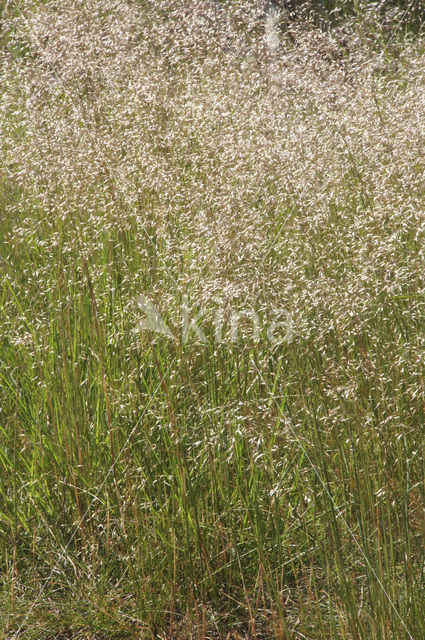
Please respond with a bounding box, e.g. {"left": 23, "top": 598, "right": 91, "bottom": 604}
{"left": 0, "top": 1, "right": 425, "bottom": 638}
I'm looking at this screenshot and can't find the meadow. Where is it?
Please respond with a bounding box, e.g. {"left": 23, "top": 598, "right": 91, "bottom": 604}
{"left": 0, "top": 1, "right": 425, "bottom": 638}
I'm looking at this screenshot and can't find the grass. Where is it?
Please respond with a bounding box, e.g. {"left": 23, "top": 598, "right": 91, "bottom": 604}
{"left": 0, "top": 1, "right": 425, "bottom": 638}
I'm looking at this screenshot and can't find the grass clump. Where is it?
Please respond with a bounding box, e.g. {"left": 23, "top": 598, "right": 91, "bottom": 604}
{"left": 0, "top": 1, "right": 425, "bottom": 638}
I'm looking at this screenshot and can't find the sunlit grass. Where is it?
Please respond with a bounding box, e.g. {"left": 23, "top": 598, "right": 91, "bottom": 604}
{"left": 0, "top": 1, "right": 425, "bottom": 638}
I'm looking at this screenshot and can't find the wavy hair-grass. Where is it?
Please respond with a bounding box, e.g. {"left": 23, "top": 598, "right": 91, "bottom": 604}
{"left": 1, "top": 1, "right": 425, "bottom": 638}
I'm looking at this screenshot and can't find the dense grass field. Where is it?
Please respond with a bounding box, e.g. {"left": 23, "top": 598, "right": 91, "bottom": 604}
{"left": 1, "top": 1, "right": 425, "bottom": 638}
